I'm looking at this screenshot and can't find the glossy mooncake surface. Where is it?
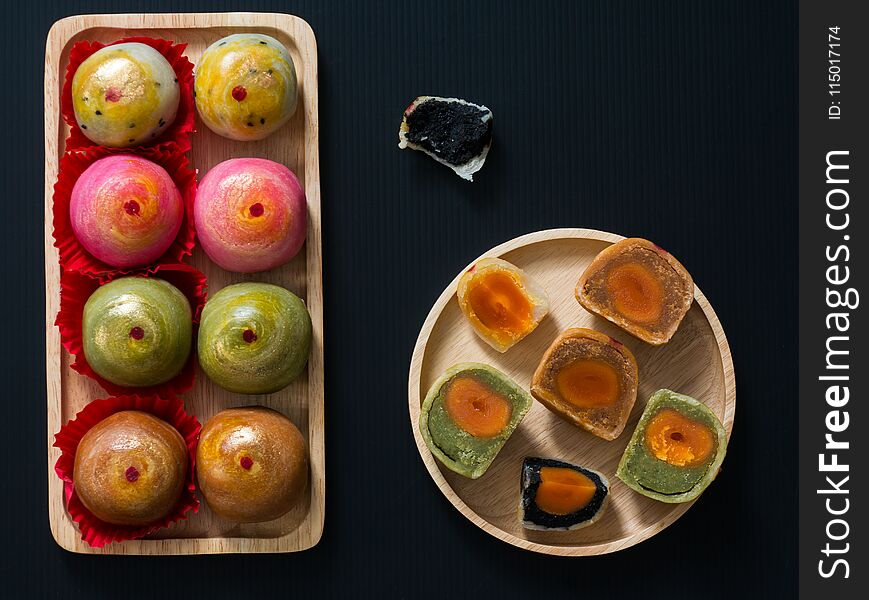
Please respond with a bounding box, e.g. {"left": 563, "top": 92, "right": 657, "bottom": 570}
{"left": 194, "top": 34, "right": 298, "bottom": 141}
{"left": 70, "top": 155, "right": 184, "bottom": 268}
{"left": 72, "top": 43, "right": 180, "bottom": 148}
{"left": 194, "top": 158, "right": 307, "bottom": 273}
{"left": 82, "top": 277, "right": 193, "bottom": 387}
{"left": 197, "top": 283, "right": 312, "bottom": 394}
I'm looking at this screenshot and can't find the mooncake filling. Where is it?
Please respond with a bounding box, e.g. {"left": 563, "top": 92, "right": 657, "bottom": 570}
{"left": 444, "top": 376, "right": 512, "bottom": 438}
{"left": 644, "top": 409, "right": 715, "bottom": 468}
{"left": 555, "top": 359, "right": 621, "bottom": 409}
{"left": 466, "top": 270, "right": 533, "bottom": 338}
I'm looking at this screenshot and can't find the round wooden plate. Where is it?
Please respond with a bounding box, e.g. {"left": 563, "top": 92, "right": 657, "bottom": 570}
{"left": 408, "top": 228, "right": 735, "bottom": 556}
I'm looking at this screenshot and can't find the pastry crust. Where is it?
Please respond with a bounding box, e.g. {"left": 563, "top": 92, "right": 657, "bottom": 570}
{"left": 575, "top": 238, "right": 694, "bottom": 345}
{"left": 530, "top": 328, "right": 638, "bottom": 441}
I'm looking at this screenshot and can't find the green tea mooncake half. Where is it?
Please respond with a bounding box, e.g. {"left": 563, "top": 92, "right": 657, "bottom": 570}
{"left": 419, "top": 363, "right": 533, "bottom": 479}
{"left": 617, "top": 389, "right": 727, "bottom": 503}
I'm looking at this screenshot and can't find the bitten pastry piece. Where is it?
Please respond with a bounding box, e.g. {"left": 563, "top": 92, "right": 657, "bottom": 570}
{"left": 419, "top": 363, "right": 533, "bottom": 479}
{"left": 617, "top": 389, "right": 727, "bottom": 503}
{"left": 398, "top": 96, "right": 493, "bottom": 181}
{"left": 70, "top": 155, "right": 184, "bottom": 268}
{"left": 457, "top": 258, "right": 549, "bottom": 353}
{"left": 72, "top": 43, "right": 180, "bottom": 148}
{"left": 531, "top": 328, "right": 638, "bottom": 441}
{"left": 74, "top": 411, "right": 187, "bottom": 526}
{"left": 197, "top": 407, "right": 308, "bottom": 523}
{"left": 82, "top": 277, "right": 192, "bottom": 387}
{"left": 195, "top": 34, "right": 298, "bottom": 141}
{"left": 576, "top": 238, "right": 694, "bottom": 345}
{"left": 520, "top": 458, "right": 609, "bottom": 531}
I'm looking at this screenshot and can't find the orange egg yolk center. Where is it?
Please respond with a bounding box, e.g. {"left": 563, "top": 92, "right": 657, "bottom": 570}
{"left": 467, "top": 271, "right": 533, "bottom": 336}
{"left": 555, "top": 360, "right": 620, "bottom": 408}
{"left": 645, "top": 409, "right": 715, "bottom": 467}
{"left": 444, "top": 376, "right": 512, "bottom": 438}
{"left": 606, "top": 262, "right": 664, "bottom": 324}
{"left": 535, "top": 467, "right": 597, "bottom": 515}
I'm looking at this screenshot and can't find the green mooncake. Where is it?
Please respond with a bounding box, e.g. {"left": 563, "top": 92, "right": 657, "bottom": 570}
{"left": 197, "top": 283, "right": 312, "bottom": 394}
{"left": 616, "top": 389, "right": 727, "bottom": 503}
{"left": 419, "top": 363, "right": 532, "bottom": 479}
{"left": 82, "top": 277, "right": 193, "bottom": 387}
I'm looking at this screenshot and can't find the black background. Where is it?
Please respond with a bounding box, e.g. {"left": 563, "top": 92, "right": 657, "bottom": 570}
{"left": 1, "top": 0, "right": 796, "bottom": 597}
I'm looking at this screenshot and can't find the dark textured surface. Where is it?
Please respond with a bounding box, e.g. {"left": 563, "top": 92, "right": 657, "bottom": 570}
{"left": 1, "top": 0, "right": 796, "bottom": 597}
{"left": 404, "top": 98, "right": 492, "bottom": 167}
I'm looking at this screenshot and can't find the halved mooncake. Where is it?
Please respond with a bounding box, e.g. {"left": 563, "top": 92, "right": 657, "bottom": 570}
{"left": 520, "top": 457, "right": 609, "bottom": 531}
{"left": 457, "top": 258, "right": 550, "bottom": 353}
{"left": 576, "top": 238, "right": 694, "bottom": 345}
{"left": 531, "top": 328, "right": 638, "bottom": 440}
{"left": 617, "top": 389, "right": 727, "bottom": 503}
{"left": 419, "top": 363, "right": 533, "bottom": 479}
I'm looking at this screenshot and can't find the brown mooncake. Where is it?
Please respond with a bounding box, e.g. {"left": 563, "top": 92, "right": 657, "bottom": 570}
{"left": 73, "top": 410, "right": 188, "bottom": 526}
{"left": 196, "top": 407, "right": 308, "bottom": 523}
{"left": 530, "top": 328, "right": 638, "bottom": 441}
{"left": 575, "top": 238, "right": 694, "bottom": 345}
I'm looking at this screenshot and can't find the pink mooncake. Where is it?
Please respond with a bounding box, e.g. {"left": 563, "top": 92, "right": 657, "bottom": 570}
{"left": 194, "top": 158, "right": 307, "bottom": 273}
{"left": 70, "top": 155, "right": 184, "bottom": 268}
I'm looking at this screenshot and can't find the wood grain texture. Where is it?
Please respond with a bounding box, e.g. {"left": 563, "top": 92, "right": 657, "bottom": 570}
{"left": 44, "top": 12, "right": 324, "bottom": 555}
{"left": 407, "top": 229, "right": 735, "bottom": 556}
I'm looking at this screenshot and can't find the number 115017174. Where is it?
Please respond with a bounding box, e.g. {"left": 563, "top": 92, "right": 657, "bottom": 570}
{"left": 828, "top": 26, "right": 841, "bottom": 120}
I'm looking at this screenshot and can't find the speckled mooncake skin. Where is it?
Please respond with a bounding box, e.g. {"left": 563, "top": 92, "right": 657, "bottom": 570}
{"left": 194, "top": 34, "right": 298, "bottom": 141}
{"left": 72, "top": 43, "right": 180, "bottom": 148}
{"left": 70, "top": 155, "right": 184, "bottom": 268}
{"left": 197, "top": 283, "right": 312, "bottom": 394}
{"left": 82, "top": 277, "right": 193, "bottom": 388}
{"left": 194, "top": 158, "right": 307, "bottom": 273}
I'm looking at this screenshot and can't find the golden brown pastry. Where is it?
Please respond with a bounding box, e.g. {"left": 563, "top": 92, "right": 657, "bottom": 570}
{"left": 73, "top": 410, "right": 187, "bottom": 526}
{"left": 575, "top": 238, "right": 694, "bottom": 345}
{"left": 531, "top": 328, "right": 638, "bottom": 440}
{"left": 196, "top": 407, "right": 308, "bottom": 522}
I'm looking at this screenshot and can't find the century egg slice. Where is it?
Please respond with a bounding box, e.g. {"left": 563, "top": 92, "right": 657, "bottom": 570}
{"left": 457, "top": 258, "right": 550, "bottom": 353}
{"left": 575, "top": 238, "right": 694, "bottom": 345}
{"left": 531, "top": 328, "right": 638, "bottom": 440}
{"left": 419, "top": 363, "right": 533, "bottom": 479}
{"left": 519, "top": 458, "right": 609, "bottom": 531}
{"left": 616, "top": 389, "right": 727, "bottom": 503}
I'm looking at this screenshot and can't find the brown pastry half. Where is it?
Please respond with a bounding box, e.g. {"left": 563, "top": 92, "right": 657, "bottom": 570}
{"left": 575, "top": 238, "right": 694, "bottom": 345}
{"left": 73, "top": 411, "right": 187, "bottom": 526}
{"left": 196, "top": 407, "right": 308, "bottom": 523}
{"left": 530, "top": 328, "right": 638, "bottom": 441}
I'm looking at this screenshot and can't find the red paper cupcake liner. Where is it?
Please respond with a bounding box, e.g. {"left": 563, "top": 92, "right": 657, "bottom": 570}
{"left": 56, "top": 263, "right": 207, "bottom": 397}
{"left": 60, "top": 37, "right": 195, "bottom": 153}
{"left": 52, "top": 144, "right": 197, "bottom": 282}
{"left": 53, "top": 394, "right": 201, "bottom": 548}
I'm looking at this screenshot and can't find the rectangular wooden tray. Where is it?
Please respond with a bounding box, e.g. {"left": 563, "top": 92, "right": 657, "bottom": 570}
{"left": 44, "top": 12, "right": 324, "bottom": 555}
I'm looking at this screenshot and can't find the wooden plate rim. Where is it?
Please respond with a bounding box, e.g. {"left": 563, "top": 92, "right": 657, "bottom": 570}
{"left": 407, "top": 228, "right": 736, "bottom": 556}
